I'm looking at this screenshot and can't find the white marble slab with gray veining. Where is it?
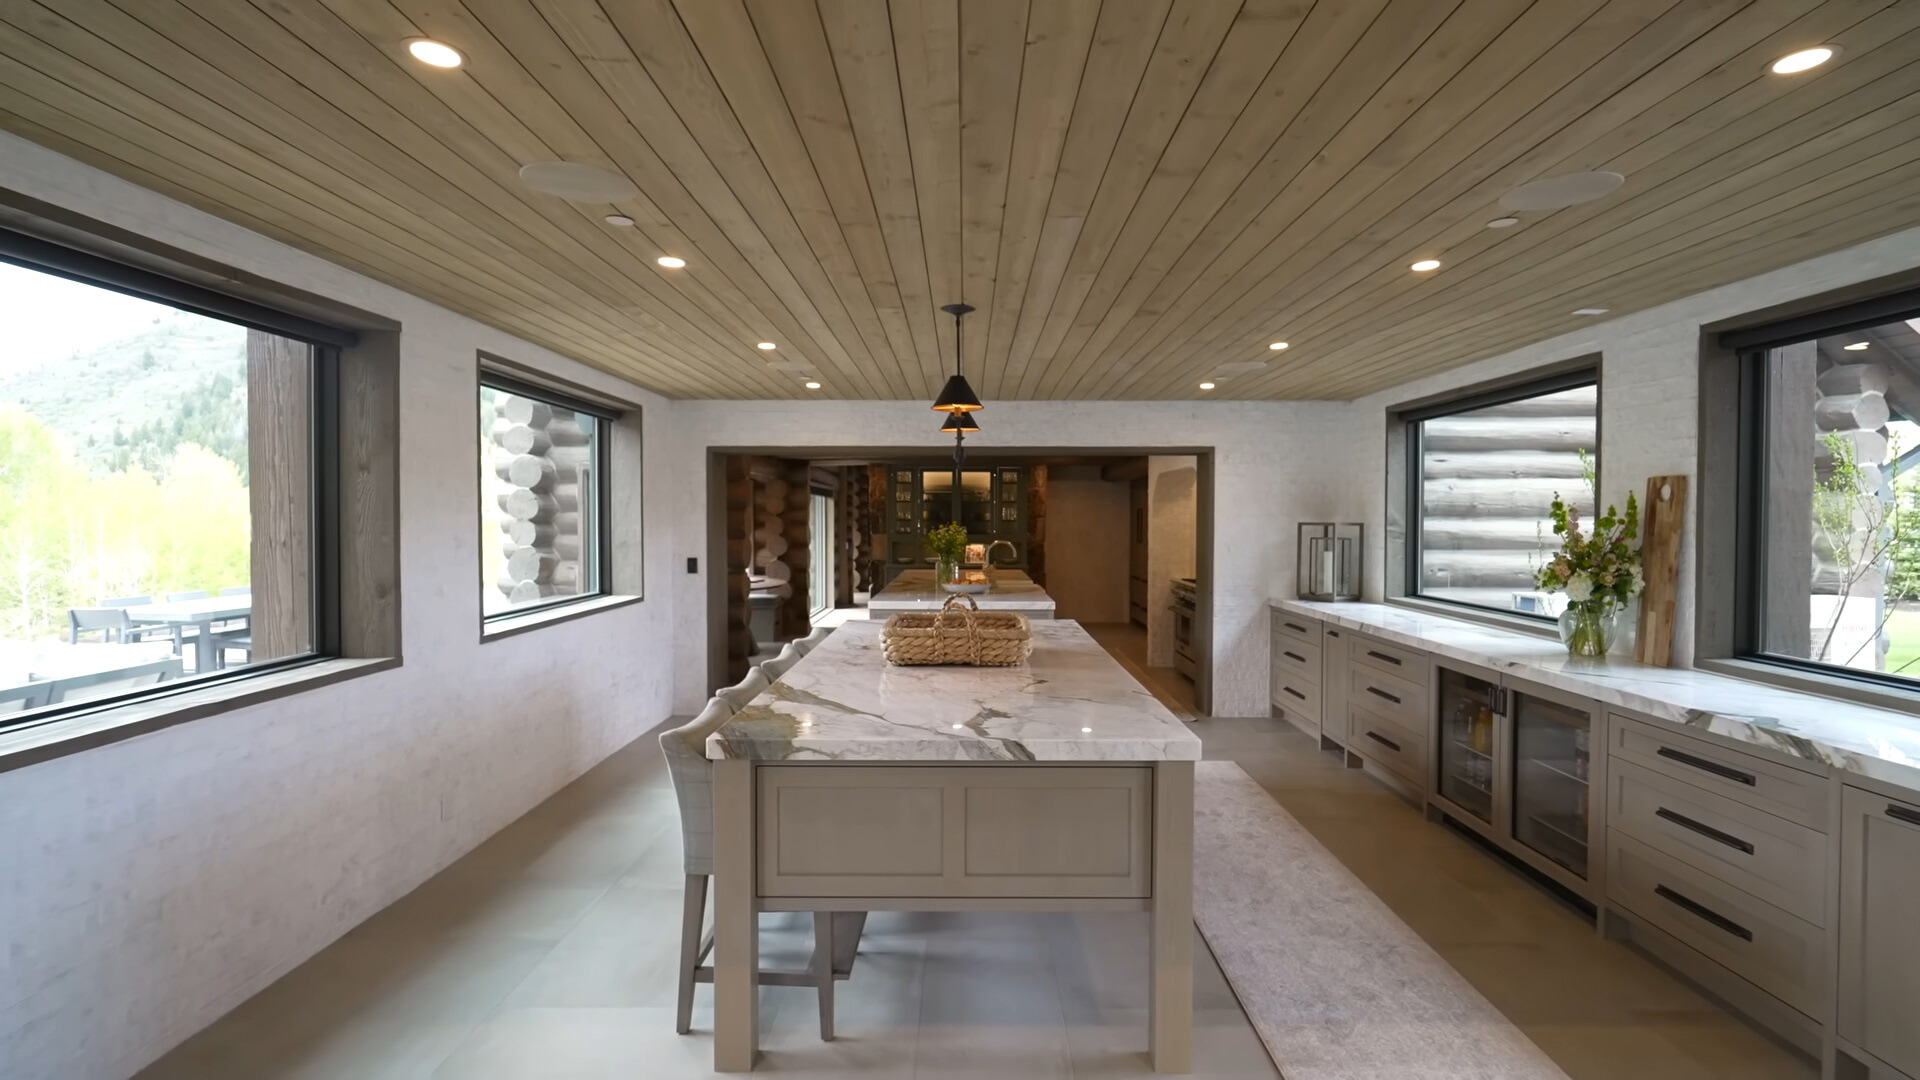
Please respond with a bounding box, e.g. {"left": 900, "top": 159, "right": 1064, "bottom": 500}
{"left": 1275, "top": 599, "right": 1920, "bottom": 792}
{"left": 707, "top": 619, "right": 1198, "bottom": 762}
{"left": 868, "top": 569, "right": 1057, "bottom": 615}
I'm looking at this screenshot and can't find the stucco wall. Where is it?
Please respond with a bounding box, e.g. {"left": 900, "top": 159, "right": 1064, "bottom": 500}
{"left": 0, "top": 135, "right": 677, "bottom": 1080}
{"left": 1041, "top": 466, "right": 1129, "bottom": 624}
{"left": 1342, "top": 223, "right": 1920, "bottom": 666}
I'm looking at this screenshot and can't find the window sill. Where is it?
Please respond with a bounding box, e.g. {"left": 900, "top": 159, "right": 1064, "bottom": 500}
{"left": 1386, "top": 595, "right": 1561, "bottom": 640}
{"left": 0, "top": 656, "right": 401, "bottom": 774}
{"left": 481, "top": 594, "right": 641, "bottom": 642}
{"left": 1695, "top": 657, "right": 1920, "bottom": 715}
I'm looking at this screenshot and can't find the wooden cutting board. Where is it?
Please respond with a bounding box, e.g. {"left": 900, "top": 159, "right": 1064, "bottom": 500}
{"left": 1635, "top": 475, "right": 1688, "bottom": 666}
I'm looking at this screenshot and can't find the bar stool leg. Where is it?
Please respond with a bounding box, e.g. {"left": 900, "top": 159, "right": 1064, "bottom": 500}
{"left": 813, "top": 912, "right": 835, "bottom": 1041}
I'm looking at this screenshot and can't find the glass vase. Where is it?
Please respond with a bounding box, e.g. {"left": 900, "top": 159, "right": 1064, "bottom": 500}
{"left": 1558, "top": 604, "right": 1618, "bottom": 658}
{"left": 934, "top": 556, "right": 960, "bottom": 589}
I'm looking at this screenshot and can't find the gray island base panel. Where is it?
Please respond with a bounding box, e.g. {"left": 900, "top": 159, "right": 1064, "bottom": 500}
{"left": 707, "top": 619, "right": 1200, "bottom": 1073}
{"left": 1275, "top": 599, "right": 1920, "bottom": 792}
{"left": 867, "top": 568, "right": 1058, "bottom": 618}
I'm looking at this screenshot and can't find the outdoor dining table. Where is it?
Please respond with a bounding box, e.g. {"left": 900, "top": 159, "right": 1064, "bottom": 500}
{"left": 125, "top": 596, "right": 251, "bottom": 674}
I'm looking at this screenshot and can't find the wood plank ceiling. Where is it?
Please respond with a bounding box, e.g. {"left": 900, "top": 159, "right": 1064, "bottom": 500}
{"left": 2, "top": 1, "right": 1918, "bottom": 400}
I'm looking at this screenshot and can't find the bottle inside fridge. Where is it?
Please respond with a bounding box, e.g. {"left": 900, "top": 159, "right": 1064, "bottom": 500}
{"left": 1436, "top": 666, "right": 1496, "bottom": 823}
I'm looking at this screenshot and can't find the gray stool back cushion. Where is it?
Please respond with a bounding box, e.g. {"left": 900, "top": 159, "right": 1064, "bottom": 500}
{"left": 795, "top": 626, "right": 833, "bottom": 655}
{"left": 758, "top": 641, "right": 804, "bottom": 682}
{"left": 715, "top": 668, "right": 770, "bottom": 712}
{"left": 658, "top": 698, "right": 736, "bottom": 876}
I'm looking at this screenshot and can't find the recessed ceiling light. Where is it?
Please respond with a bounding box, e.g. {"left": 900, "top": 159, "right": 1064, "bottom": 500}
{"left": 1269, "top": 341, "right": 1289, "bottom": 350}
{"left": 1844, "top": 341, "right": 1871, "bottom": 351}
{"left": 1081, "top": 727, "right": 1092, "bottom": 733}
{"left": 1486, "top": 216, "right": 1520, "bottom": 229}
{"left": 1499, "top": 171, "right": 1625, "bottom": 212}
{"left": 756, "top": 341, "right": 777, "bottom": 350}
{"left": 1771, "top": 46, "right": 1835, "bottom": 74}
{"left": 1572, "top": 307, "right": 1609, "bottom": 316}
{"left": 804, "top": 381, "right": 822, "bottom": 390}
{"left": 604, "top": 214, "right": 634, "bottom": 227}
{"left": 518, "top": 161, "right": 639, "bottom": 202}
{"left": 1198, "top": 382, "right": 1216, "bottom": 390}
{"left": 406, "top": 39, "right": 464, "bottom": 68}
{"left": 1410, "top": 259, "right": 1442, "bottom": 273}
{"left": 657, "top": 256, "right": 686, "bottom": 269}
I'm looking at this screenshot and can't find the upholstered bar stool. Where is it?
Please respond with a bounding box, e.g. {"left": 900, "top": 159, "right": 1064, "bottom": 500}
{"left": 757, "top": 641, "right": 804, "bottom": 682}
{"left": 658, "top": 699, "right": 865, "bottom": 1040}
{"left": 715, "top": 668, "right": 769, "bottom": 712}
{"left": 794, "top": 626, "right": 834, "bottom": 655}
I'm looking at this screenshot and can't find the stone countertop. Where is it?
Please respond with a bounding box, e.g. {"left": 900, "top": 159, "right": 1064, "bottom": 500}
{"left": 868, "top": 569, "right": 1057, "bottom": 612}
{"left": 1274, "top": 598, "right": 1920, "bottom": 792}
{"left": 707, "top": 619, "right": 1199, "bottom": 762}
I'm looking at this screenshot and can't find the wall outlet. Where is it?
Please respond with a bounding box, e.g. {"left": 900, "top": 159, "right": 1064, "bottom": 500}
{"left": 687, "top": 557, "right": 699, "bottom": 574}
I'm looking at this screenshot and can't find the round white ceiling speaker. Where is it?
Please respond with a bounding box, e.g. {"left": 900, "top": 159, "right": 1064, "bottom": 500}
{"left": 517, "top": 161, "right": 639, "bottom": 203}
{"left": 1499, "top": 171, "right": 1625, "bottom": 212}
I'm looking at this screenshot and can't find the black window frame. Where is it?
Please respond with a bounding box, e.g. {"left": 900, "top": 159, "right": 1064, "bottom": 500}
{"left": 477, "top": 370, "right": 617, "bottom": 625}
{"left": 1725, "top": 286, "right": 1920, "bottom": 694}
{"left": 1402, "top": 367, "right": 1602, "bottom": 622}
{"left": 0, "top": 231, "right": 346, "bottom": 735}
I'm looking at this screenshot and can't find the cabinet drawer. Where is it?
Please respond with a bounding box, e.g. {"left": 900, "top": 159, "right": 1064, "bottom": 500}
{"left": 1610, "top": 761, "right": 1828, "bottom": 925}
{"left": 1349, "top": 703, "right": 1425, "bottom": 789}
{"left": 1349, "top": 661, "right": 1425, "bottom": 730}
{"left": 1610, "top": 831, "right": 1826, "bottom": 1017}
{"left": 1609, "top": 715, "right": 1827, "bottom": 831}
{"left": 1273, "top": 612, "right": 1320, "bottom": 646}
{"left": 1272, "top": 675, "right": 1320, "bottom": 721}
{"left": 1352, "top": 634, "right": 1427, "bottom": 682}
{"left": 1272, "top": 634, "right": 1322, "bottom": 682}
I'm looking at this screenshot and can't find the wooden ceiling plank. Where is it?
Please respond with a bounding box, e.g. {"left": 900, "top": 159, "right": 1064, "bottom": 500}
{"left": 1104, "top": 0, "right": 1643, "bottom": 399}
{"left": 663, "top": 0, "right": 902, "bottom": 398}
{"left": 976, "top": 0, "right": 1100, "bottom": 395}
{"left": 743, "top": 0, "right": 920, "bottom": 398}
{"left": 890, "top": 0, "right": 962, "bottom": 380}
{"left": 999, "top": 0, "right": 1174, "bottom": 396}
{"left": 0, "top": 17, "right": 727, "bottom": 392}
{"left": 0, "top": 85, "right": 712, "bottom": 395}
{"left": 818, "top": 0, "right": 947, "bottom": 395}
{"left": 529, "top": 0, "right": 880, "bottom": 397}
{"left": 1137, "top": 0, "right": 1878, "bottom": 395}
{"left": 956, "top": 0, "right": 1029, "bottom": 383}
{"left": 1011, "top": 0, "right": 1245, "bottom": 398}
{"left": 1035, "top": 0, "right": 1426, "bottom": 399}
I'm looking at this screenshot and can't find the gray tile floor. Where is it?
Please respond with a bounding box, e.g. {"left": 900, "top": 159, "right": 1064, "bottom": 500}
{"left": 139, "top": 687, "right": 1818, "bottom": 1079}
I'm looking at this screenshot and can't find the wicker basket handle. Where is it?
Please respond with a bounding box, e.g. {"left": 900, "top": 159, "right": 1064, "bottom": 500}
{"left": 938, "top": 594, "right": 983, "bottom": 665}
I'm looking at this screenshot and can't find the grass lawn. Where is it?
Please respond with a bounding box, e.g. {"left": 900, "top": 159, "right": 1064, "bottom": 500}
{"left": 1885, "top": 606, "right": 1920, "bottom": 678}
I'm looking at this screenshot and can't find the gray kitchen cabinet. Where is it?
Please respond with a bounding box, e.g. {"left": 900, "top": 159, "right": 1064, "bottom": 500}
{"left": 1319, "top": 625, "right": 1351, "bottom": 750}
{"left": 1838, "top": 784, "right": 1920, "bottom": 1079}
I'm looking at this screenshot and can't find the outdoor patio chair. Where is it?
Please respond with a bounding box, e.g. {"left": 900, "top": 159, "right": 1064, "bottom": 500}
{"left": 0, "top": 681, "right": 52, "bottom": 715}
{"left": 69, "top": 607, "right": 136, "bottom": 644}
{"left": 45, "top": 657, "right": 181, "bottom": 706}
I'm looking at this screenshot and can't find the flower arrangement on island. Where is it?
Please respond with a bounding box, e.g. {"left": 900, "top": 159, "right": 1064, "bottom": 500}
{"left": 1535, "top": 491, "right": 1643, "bottom": 657}
{"left": 924, "top": 522, "right": 970, "bottom": 585}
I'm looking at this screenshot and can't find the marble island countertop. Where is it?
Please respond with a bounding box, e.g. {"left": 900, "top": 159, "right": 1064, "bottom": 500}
{"left": 708, "top": 619, "right": 1199, "bottom": 762}
{"left": 868, "top": 569, "right": 1057, "bottom": 613}
{"left": 1274, "top": 598, "right": 1920, "bottom": 791}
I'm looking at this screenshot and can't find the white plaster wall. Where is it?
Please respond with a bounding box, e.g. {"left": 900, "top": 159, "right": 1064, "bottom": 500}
{"left": 1041, "top": 467, "right": 1129, "bottom": 624}
{"left": 1337, "top": 224, "right": 1920, "bottom": 666}
{"left": 1146, "top": 456, "right": 1198, "bottom": 667}
{"left": 0, "top": 136, "right": 677, "bottom": 1080}
{"left": 666, "top": 400, "right": 1365, "bottom": 718}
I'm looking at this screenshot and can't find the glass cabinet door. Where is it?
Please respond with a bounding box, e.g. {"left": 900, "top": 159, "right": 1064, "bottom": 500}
{"left": 1435, "top": 666, "right": 1499, "bottom": 824}
{"left": 1510, "top": 691, "right": 1593, "bottom": 879}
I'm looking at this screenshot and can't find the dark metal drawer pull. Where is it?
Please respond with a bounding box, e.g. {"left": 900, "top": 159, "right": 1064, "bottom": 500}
{"left": 1654, "top": 884, "right": 1753, "bottom": 942}
{"left": 1327, "top": 630, "right": 1340, "bottom": 637}
{"left": 1283, "top": 650, "right": 1306, "bottom": 663}
{"left": 1283, "top": 686, "right": 1306, "bottom": 701}
{"left": 1365, "top": 686, "right": 1402, "bottom": 705}
{"left": 1656, "top": 746, "right": 1756, "bottom": 786}
{"left": 1887, "top": 804, "right": 1920, "bottom": 827}
{"left": 1365, "top": 730, "right": 1401, "bottom": 753}
{"left": 1365, "top": 649, "right": 1402, "bottom": 666}
{"left": 1283, "top": 621, "right": 1307, "bottom": 634}
{"left": 1656, "top": 808, "right": 1755, "bottom": 855}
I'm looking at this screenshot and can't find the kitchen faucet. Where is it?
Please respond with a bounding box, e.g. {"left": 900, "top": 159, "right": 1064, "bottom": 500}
{"left": 984, "top": 540, "right": 1017, "bottom": 578}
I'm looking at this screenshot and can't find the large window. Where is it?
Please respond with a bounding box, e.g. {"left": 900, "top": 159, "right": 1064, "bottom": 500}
{"left": 1405, "top": 372, "right": 1599, "bottom": 619}
{"left": 479, "top": 373, "right": 613, "bottom": 621}
{"left": 0, "top": 249, "right": 332, "bottom": 729}
{"left": 809, "top": 490, "right": 834, "bottom": 620}
{"left": 1733, "top": 299, "right": 1920, "bottom": 691}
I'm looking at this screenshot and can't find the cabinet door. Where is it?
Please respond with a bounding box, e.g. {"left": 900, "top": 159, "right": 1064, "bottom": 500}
{"left": 1321, "top": 627, "right": 1351, "bottom": 746}
{"left": 1839, "top": 785, "right": 1920, "bottom": 1077}
{"left": 1433, "top": 664, "right": 1501, "bottom": 826}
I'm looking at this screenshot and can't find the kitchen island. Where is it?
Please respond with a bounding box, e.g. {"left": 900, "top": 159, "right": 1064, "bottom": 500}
{"left": 868, "top": 567, "right": 1058, "bottom": 619}
{"left": 706, "top": 619, "right": 1199, "bottom": 1072}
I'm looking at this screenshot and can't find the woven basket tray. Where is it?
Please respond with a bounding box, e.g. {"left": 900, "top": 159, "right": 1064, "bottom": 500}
{"left": 882, "top": 595, "right": 1032, "bottom": 667}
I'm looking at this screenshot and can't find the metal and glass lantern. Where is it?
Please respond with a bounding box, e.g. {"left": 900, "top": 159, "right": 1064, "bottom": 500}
{"left": 1297, "top": 522, "right": 1362, "bottom": 601}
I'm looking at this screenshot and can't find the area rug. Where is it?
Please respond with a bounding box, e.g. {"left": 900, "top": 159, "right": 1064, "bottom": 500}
{"left": 1193, "top": 760, "right": 1569, "bottom": 1079}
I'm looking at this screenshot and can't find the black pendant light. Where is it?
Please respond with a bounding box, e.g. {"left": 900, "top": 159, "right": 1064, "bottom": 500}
{"left": 934, "top": 302, "right": 981, "bottom": 463}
